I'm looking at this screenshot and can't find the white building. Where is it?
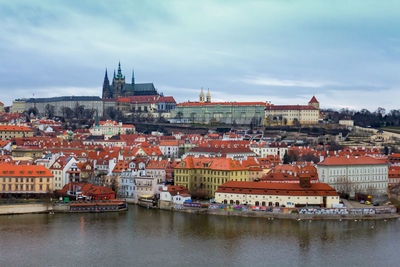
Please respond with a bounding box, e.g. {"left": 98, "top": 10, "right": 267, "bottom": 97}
{"left": 317, "top": 156, "right": 388, "bottom": 198}
{"left": 133, "top": 176, "right": 161, "bottom": 202}
{"left": 49, "top": 155, "right": 78, "bottom": 190}
{"left": 89, "top": 120, "right": 135, "bottom": 138}
{"left": 159, "top": 140, "right": 179, "bottom": 158}
{"left": 146, "top": 159, "right": 168, "bottom": 184}
{"left": 160, "top": 185, "right": 191, "bottom": 205}
{"left": 264, "top": 96, "right": 320, "bottom": 126}
{"left": 215, "top": 180, "right": 339, "bottom": 208}
{"left": 249, "top": 142, "right": 288, "bottom": 160}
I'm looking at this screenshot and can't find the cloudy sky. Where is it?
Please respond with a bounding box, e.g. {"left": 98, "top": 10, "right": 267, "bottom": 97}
{"left": 1, "top": 0, "right": 400, "bottom": 111}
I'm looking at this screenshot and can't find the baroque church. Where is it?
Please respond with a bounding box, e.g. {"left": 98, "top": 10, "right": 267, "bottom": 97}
{"left": 102, "top": 62, "right": 159, "bottom": 99}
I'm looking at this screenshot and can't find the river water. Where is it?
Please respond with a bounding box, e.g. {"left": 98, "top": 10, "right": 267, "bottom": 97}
{"left": 1, "top": 205, "right": 399, "bottom": 267}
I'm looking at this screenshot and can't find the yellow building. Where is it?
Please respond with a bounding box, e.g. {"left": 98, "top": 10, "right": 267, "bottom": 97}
{"left": 10, "top": 100, "right": 26, "bottom": 113}
{"left": 0, "top": 125, "right": 33, "bottom": 140}
{"left": 0, "top": 164, "right": 54, "bottom": 194}
{"left": 174, "top": 156, "right": 262, "bottom": 198}
{"left": 264, "top": 96, "right": 320, "bottom": 126}
{"left": 215, "top": 179, "right": 339, "bottom": 208}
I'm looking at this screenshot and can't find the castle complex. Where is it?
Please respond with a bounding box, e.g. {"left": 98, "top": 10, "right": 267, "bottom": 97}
{"left": 102, "top": 62, "right": 159, "bottom": 99}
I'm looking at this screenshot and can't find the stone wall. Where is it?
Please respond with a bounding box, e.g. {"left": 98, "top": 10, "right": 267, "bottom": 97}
{"left": 0, "top": 203, "right": 51, "bottom": 215}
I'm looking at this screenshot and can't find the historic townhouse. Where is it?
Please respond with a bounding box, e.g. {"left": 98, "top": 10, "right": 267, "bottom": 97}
{"left": 316, "top": 156, "right": 388, "bottom": 198}
{"left": 174, "top": 156, "right": 259, "bottom": 198}
{"left": 0, "top": 164, "right": 53, "bottom": 195}
{"left": 0, "top": 125, "right": 33, "bottom": 140}
{"left": 264, "top": 96, "right": 320, "bottom": 126}
{"left": 215, "top": 178, "right": 339, "bottom": 208}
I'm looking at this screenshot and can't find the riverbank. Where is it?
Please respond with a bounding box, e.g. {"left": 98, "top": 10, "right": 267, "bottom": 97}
{"left": 155, "top": 201, "right": 400, "bottom": 221}
{"left": 0, "top": 203, "right": 52, "bottom": 215}
{"left": 170, "top": 206, "right": 400, "bottom": 220}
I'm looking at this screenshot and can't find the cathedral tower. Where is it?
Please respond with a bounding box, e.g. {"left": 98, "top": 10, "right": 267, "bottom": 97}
{"left": 112, "top": 62, "right": 125, "bottom": 98}
{"left": 102, "top": 69, "right": 112, "bottom": 99}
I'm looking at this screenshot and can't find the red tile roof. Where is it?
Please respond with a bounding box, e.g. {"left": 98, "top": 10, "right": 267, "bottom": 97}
{"left": 268, "top": 105, "right": 318, "bottom": 110}
{"left": 0, "top": 125, "right": 32, "bottom": 131}
{"left": 318, "top": 156, "right": 388, "bottom": 166}
{"left": 216, "top": 181, "right": 338, "bottom": 196}
{"left": 0, "top": 163, "right": 53, "bottom": 177}
{"left": 309, "top": 96, "right": 319, "bottom": 103}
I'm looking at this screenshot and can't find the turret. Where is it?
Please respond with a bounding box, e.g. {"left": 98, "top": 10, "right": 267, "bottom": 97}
{"left": 308, "top": 96, "right": 319, "bottom": 109}
{"left": 199, "top": 89, "right": 205, "bottom": 103}
{"left": 206, "top": 89, "right": 211, "bottom": 103}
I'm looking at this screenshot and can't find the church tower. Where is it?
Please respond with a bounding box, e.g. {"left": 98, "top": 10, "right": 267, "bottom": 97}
{"left": 199, "top": 89, "right": 205, "bottom": 103}
{"left": 206, "top": 89, "right": 211, "bottom": 103}
{"left": 308, "top": 96, "right": 320, "bottom": 109}
{"left": 112, "top": 62, "right": 125, "bottom": 98}
{"left": 102, "top": 69, "right": 112, "bottom": 99}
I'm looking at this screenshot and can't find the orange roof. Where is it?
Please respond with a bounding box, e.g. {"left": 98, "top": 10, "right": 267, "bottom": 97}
{"left": 318, "top": 156, "right": 387, "bottom": 166}
{"left": 0, "top": 163, "right": 53, "bottom": 177}
{"left": 159, "top": 140, "right": 179, "bottom": 146}
{"left": 146, "top": 159, "right": 168, "bottom": 169}
{"left": 177, "top": 156, "right": 247, "bottom": 171}
{"left": 217, "top": 181, "right": 338, "bottom": 196}
{"left": 0, "top": 125, "right": 32, "bottom": 131}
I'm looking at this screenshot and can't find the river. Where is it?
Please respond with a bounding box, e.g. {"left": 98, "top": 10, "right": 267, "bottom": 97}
{"left": 0, "top": 205, "right": 399, "bottom": 267}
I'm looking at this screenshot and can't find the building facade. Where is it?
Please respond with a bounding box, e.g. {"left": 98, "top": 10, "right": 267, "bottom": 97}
{"left": 0, "top": 125, "right": 33, "bottom": 140}
{"left": 20, "top": 96, "right": 104, "bottom": 117}
{"left": 0, "top": 164, "right": 54, "bottom": 195}
{"left": 316, "top": 156, "right": 388, "bottom": 198}
{"left": 171, "top": 91, "right": 266, "bottom": 125}
{"left": 215, "top": 180, "right": 339, "bottom": 208}
{"left": 174, "top": 156, "right": 258, "bottom": 198}
{"left": 264, "top": 96, "right": 320, "bottom": 126}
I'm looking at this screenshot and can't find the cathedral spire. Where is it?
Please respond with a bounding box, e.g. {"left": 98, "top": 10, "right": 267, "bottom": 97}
{"left": 132, "top": 68, "right": 135, "bottom": 84}
{"left": 104, "top": 68, "right": 109, "bottom": 81}
{"left": 116, "top": 61, "right": 124, "bottom": 79}
{"left": 102, "top": 68, "right": 111, "bottom": 99}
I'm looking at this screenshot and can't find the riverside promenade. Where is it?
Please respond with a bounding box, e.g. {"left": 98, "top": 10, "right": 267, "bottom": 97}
{"left": 159, "top": 202, "right": 400, "bottom": 221}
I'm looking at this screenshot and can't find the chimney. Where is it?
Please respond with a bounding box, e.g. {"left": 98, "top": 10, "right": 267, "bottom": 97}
{"left": 299, "top": 176, "right": 311, "bottom": 188}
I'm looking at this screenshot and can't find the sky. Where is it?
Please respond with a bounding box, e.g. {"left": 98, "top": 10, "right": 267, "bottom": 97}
{"left": 1, "top": 0, "right": 400, "bottom": 111}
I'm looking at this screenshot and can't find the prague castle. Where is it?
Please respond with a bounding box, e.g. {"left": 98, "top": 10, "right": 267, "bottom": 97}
{"left": 171, "top": 89, "right": 267, "bottom": 125}
{"left": 102, "top": 62, "right": 159, "bottom": 99}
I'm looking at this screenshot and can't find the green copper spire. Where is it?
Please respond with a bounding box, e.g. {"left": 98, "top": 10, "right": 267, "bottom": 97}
{"left": 116, "top": 61, "right": 124, "bottom": 79}
{"left": 132, "top": 68, "right": 135, "bottom": 84}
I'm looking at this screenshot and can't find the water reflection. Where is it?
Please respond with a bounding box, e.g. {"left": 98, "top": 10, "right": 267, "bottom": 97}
{"left": 0, "top": 206, "right": 399, "bottom": 267}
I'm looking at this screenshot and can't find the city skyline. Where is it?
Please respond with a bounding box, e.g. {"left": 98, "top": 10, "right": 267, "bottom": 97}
{"left": 1, "top": 0, "right": 400, "bottom": 111}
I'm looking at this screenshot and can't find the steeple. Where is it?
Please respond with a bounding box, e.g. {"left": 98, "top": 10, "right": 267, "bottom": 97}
{"left": 113, "top": 69, "right": 116, "bottom": 79}
{"left": 206, "top": 88, "right": 211, "bottom": 103}
{"left": 104, "top": 69, "right": 109, "bottom": 83}
{"left": 102, "top": 68, "right": 112, "bottom": 99}
{"left": 132, "top": 68, "right": 135, "bottom": 84}
{"left": 116, "top": 61, "right": 124, "bottom": 79}
{"left": 199, "top": 88, "right": 205, "bottom": 103}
